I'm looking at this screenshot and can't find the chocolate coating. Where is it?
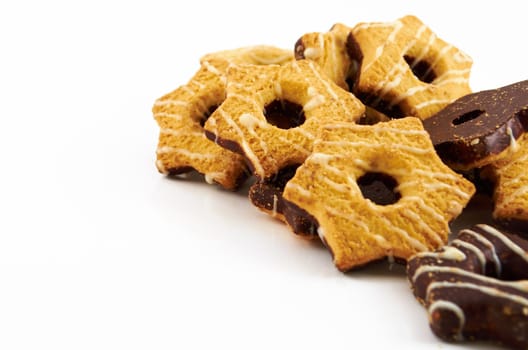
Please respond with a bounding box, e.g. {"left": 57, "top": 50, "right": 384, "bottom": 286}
{"left": 423, "top": 80, "right": 528, "bottom": 170}
{"left": 249, "top": 164, "right": 319, "bottom": 237}
{"left": 407, "top": 224, "right": 528, "bottom": 349}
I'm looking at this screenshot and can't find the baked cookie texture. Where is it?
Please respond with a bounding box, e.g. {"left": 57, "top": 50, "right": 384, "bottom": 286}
{"left": 282, "top": 117, "right": 475, "bottom": 271}
{"left": 484, "top": 133, "right": 528, "bottom": 232}
{"left": 423, "top": 80, "right": 528, "bottom": 171}
{"left": 294, "top": 23, "right": 353, "bottom": 91}
{"left": 203, "top": 59, "right": 365, "bottom": 181}
{"left": 407, "top": 224, "right": 528, "bottom": 349}
{"left": 347, "top": 15, "right": 473, "bottom": 120}
{"left": 153, "top": 46, "right": 293, "bottom": 190}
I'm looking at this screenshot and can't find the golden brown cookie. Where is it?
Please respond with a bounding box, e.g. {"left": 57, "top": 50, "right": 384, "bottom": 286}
{"left": 347, "top": 15, "right": 473, "bottom": 120}
{"left": 203, "top": 59, "right": 365, "bottom": 181}
{"left": 153, "top": 46, "right": 294, "bottom": 190}
{"left": 483, "top": 133, "right": 528, "bottom": 232}
{"left": 294, "top": 23, "right": 353, "bottom": 91}
{"left": 282, "top": 117, "right": 475, "bottom": 271}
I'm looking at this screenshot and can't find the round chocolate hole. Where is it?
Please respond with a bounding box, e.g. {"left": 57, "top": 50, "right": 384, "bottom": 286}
{"left": 199, "top": 104, "right": 220, "bottom": 127}
{"left": 357, "top": 172, "right": 401, "bottom": 206}
{"left": 404, "top": 55, "right": 437, "bottom": 84}
{"left": 452, "top": 109, "right": 485, "bottom": 126}
{"left": 264, "top": 99, "right": 305, "bottom": 129}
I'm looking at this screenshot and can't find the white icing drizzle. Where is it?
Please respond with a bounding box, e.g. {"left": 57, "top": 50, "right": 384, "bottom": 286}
{"left": 303, "top": 89, "right": 326, "bottom": 111}
{"left": 202, "top": 61, "right": 223, "bottom": 76}
{"left": 401, "top": 209, "right": 444, "bottom": 246}
{"left": 451, "top": 239, "right": 486, "bottom": 270}
{"left": 415, "top": 246, "right": 466, "bottom": 262}
{"left": 372, "top": 234, "right": 391, "bottom": 249}
{"left": 506, "top": 126, "right": 520, "bottom": 153}
{"left": 216, "top": 108, "right": 265, "bottom": 177}
{"left": 498, "top": 186, "right": 528, "bottom": 208}
{"left": 428, "top": 281, "right": 528, "bottom": 306}
{"left": 160, "top": 128, "right": 203, "bottom": 137}
{"left": 361, "top": 20, "right": 403, "bottom": 73}
{"left": 153, "top": 99, "right": 189, "bottom": 108}
{"left": 396, "top": 182, "right": 472, "bottom": 200}
{"left": 413, "top": 98, "right": 456, "bottom": 111}
{"left": 459, "top": 228, "right": 502, "bottom": 276}
{"left": 324, "top": 123, "right": 429, "bottom": 137}
{"left": 324, "top": 205, "right": 372, "bottom": 236}
{"left": 239, "top": 113, "right": 271, "bottom": 161}
{"left": 189, "top": 78, "right": 206, "bottom": 90}
{"left": 247, "top": 52, "right": 292, "bottom": 65}
{"left": 303, "top": 47, "right": 320, "bottom": 60}
{"left": 452, "top": 51, "right": 473, "bottom": 63}
{"left": 376, "top": 215, "right": 428, "bottom": 252}
{"left": 156, "top": 146, "right": 217, "bottom": 161}
{"left": 322, "top": 140, "right": 431, "bottom": 155}
{"left": 156, "top": 159, "right": 168, "bottom": 175}
{"left": 317, "top": 226, "right": 325, "bottom": 241}
{"left": 428, "top": 300, "right": 465, "bottom": 341}
{"left": 204, "top": 173, "right": 215, "bottom": 185}
{"left": 153, "top": 111, "right": 185, "bottom": 121}
{"left": 497, "top": 153, "right": 528, "bottom": 174}
{"left": 416, "top": 266, "right": 528, "bottom": 293}
{"left": 477, "top": 224, "right": 528, "bottom": 264}
{"left": 403, "top": 196, "right": 446, "bottom": 223}
{"left": 352, "top": 16, "right": 471, "bottom": 115}
{"left": 230, "top": 92, "right": 263, "bottom": 111}
{"left": 292, "top": 127, "right": 315, "bottom": 141}
{"left": 276, "top": 135, "right": 311, "bottom": 157}
{"left": 284, "top": 182, "right": 312, "bottom": 200}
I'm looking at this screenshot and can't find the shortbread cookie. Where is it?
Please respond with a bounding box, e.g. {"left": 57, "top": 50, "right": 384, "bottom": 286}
{"left": 482, "top": 133, "right": 528, "bottom": 232}
{"left": 203, "top": 59, "right": 365, "bottom": 181}
{"left": 347, "top": 15, "right": 472, "bottom": 120}
{"left": 407, "top": 224, "right": 528, "bottom": 349}
{"left": 282, "top": 117, "right": 475, "bottom": 271}
{"left": 423, "top": 80, "right": 528, "bottom": 171}
{"left": 153, "top": 46, "right": 293, "bottom": 190}
{"left": 294, "top": 23, "right": 353, "bottom": 91}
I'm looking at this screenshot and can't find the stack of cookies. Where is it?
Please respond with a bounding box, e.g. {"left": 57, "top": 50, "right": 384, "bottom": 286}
{"left": 153, "top": 15, "right": 528, "bottom": 348}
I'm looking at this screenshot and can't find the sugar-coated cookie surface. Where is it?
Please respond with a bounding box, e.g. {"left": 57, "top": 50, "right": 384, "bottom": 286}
{"left": 347, "top": 15, "right": 472, "bottom": 120}
{"left": 282, "top": 117, "right": 475, "bottom": 271}
{"left": 203, "top": 59, "right": 365, "bottom": 181}
{"left": 407, "top": 224, "right": 528, "bottom": 349}
{"left": 153, "top": 46, "right": 293, "bottom": 190}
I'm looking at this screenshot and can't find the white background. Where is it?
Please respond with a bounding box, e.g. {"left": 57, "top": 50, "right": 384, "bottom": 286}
{"left": 0, "top": 1, "right": 526, "bottom": 349}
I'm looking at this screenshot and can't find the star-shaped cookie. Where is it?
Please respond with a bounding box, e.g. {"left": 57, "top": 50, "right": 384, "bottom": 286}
{"left": 283, "top": 117, "right": 475, "bottom": 271}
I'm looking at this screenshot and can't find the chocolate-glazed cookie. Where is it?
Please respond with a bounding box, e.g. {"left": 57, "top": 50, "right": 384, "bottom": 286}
{"left": 423, "top": 80, "right": 528, "bottom": 171}
{"left": 407, "top": 224, "right": 528, "bottom": 349}
{"left": 248, "top": 164, "right": 319, "bottom": 238}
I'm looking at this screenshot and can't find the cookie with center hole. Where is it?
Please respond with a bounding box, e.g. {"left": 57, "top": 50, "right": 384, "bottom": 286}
{"left": 153, "top": 45, "right": 293, "bottom": 190}
{"left": 423, "top": 79, "right": 528, "bottom": 171}
{"left": 282, "top": 117, "right": 475, "bottom": 271}
{"left": 347, "top": 15, "right": 473, "bottom": 120}
{"left": 203, "top": 59, "right": 365, "bottom": 181}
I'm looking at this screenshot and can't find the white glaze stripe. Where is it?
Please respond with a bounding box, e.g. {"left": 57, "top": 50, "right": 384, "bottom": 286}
{"left": 428, "top": 281, "right": 528, "bottom": 306}
{"left": 427, "top": 300, "right": 465, "bottom": 341}
{"left": 216, "top": 108, "right": 265, "bottom": 177}
{"left": 477, "top": 224, "right": 528, "bottom": 264}
{"left": 460, "top": 228, "right": 502, "bottom": 276}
